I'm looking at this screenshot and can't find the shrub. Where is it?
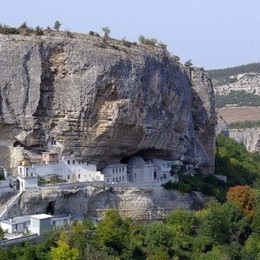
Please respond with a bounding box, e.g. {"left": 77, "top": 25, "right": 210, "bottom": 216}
{"left": 35, "top": 26, "right": 43, "bottom": 36}
{"left": 162, "top": 174, "right": 227, "bottom": 201}
{"left": 89, "top": 31, "right": 100, "bottom": 36}
{"left": 157, "top": 41, "right": 167, "bottom": 50}
{"left": 64, "top": 30, "right": 73, "bottom": 38}
{"left": 122, "top": 37, "right": 131, "bottom": 47}
{"left": 184, "top": 59, "right": 193, "bottom": 67}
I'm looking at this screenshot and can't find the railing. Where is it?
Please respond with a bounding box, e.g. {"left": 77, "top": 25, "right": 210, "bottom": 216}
{"left": 0, "top": 234, "right": 38, "bottom": 247}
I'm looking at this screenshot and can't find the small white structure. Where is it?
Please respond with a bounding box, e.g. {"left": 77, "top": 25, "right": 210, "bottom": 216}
{"left": 102, "top": 163, "right": 128, "bottom": 183}
{"left": 127, "top": 156, "right": 154, "bottom": 183}
{"left": 0, "top": 216, "right": 31, "bottom": 234}
{"left": 30, "top": 214, "right": 53, "bottom": 235}
{"left": 47, "top": 138, "right": 64, "bottom": 152}
{"left": 152, "top": 159, "right": 175, "bottom": 180}
{"left": 17, "top": 160, "right": 38, "bottom": 191}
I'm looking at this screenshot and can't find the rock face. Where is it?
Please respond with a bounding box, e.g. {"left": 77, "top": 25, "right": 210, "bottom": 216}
{"left": 229, "top": 128, "right": 260, "bottom": 152}
{"left": 7, "top": 186, "right": 208, "bottom": 220}
{"left": 0, "top": 34, "right": 216, "bottom": 173}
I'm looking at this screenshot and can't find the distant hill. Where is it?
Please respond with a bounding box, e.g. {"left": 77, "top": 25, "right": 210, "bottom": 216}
{"left": 208, "top": 63, "right": 260, "bottom": 108}
{"left": 208, "top": 63, "right": 260, "bottom": 86}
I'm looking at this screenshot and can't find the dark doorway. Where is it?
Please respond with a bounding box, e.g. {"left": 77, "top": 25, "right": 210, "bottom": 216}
{"left": 46, "top": 201, "right": 55, "bottom": 215}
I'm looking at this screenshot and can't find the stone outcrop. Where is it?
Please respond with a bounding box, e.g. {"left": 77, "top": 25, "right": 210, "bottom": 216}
{"left": 229, "top": 128, "right": 260, "bottom": 152}
{"left": 7, "top": 185, "right": 209, "bottom": 220}
{"left": 0, "top": 34, "right": 216, "bottom": 173}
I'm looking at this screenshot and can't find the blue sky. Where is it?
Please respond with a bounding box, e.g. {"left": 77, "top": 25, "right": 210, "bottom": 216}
{"left": 0, "top": 0, "right": 259, "bottom": 69}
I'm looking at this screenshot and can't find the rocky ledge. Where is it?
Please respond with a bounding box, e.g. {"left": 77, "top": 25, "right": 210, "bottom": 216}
{"left": 7, "top": 185, "right": 209, "bottom": 220}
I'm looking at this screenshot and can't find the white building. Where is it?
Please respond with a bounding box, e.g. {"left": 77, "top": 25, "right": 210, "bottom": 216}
{"left": 31, "top": 152, "right": 104, "bottom": 183}
{"left": 0, "top": 216, "right": 31, "bottom": 234}
{"left": 102, "top": 163, "right": 128, "bottom": 183}
{"left": 30, "top": 214, "right": 53, "bottom": 235}
{"left": 17, "top": 160, "right": 38, "bottom": 191}
{"left": 127, "top": 156, "right": 154, "bottom": 183}
{"left": 152, "top": 159, "right": 176, "bottom": 180}
{"left": 1, "top": 214, "right": 81, "bottom": 236}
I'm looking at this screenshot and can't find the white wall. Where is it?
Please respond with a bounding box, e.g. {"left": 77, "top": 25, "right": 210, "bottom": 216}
{"left": 0, "top": 180, "right": 12, "bottom": 195}
{"left": 103, "top": 164, "right": 127, "bottom": 183}
{"left": 18, "top": 176, "right": 38, "bottom": 191}
{"left": 129, "top": 164, "right": 154, "bottom": 183}
{"left": 1, "top": 221, "right": 29, "bottom": 233}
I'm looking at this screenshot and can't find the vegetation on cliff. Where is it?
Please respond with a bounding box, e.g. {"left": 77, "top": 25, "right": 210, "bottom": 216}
{"left": 163, "top": 135, "right": 260, "bottom": 202}
{"left": 215, "top": 134, "right": 260, "bottom": 186}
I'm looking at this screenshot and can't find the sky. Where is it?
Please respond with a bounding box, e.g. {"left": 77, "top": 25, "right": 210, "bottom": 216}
{"left": 0, "top": 0, "right": 259, "bottom": 69}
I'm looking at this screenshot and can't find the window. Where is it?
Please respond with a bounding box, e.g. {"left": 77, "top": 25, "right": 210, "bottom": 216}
{"left": 26, "top": 168, "right": 28, "bottom": 176}
{"left": 113, "top": 178, "right": 115, "bottom": 182}
{"left": 107, "top": 178, "right": 109, "bottom": 182}
{"left": 68, "top": 160, "right": 70, "bottom": 164}
{"left": 119, "top": 168, "right": 121, "bottom": 172}
{"left": 119, "top": 176, "right": 121, "bottom": 181}
{"left": 116, "top": 177, "right": 118, "bottom": 182}
{"left": 68, "top": 175, "right": 70, "bottom": 179}
{"left": 19, "top": 167, "right": 22, "bottom": 173}
{"left": 122, "top": 176, "right": 124, "bottom": 181}
{"left": 73, "top": 160, "right": 75, "bottom": 164}
{"left": 78, "top": 174, "right": 80, "bottom": 179}
{"left": 134, "top": 173, "right": 136, "bottom": 179}
{"left": 113, "top": 169, "right": 115, "bottom": 173}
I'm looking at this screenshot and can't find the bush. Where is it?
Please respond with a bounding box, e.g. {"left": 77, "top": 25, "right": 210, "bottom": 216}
{"left": 35, "top": 26, "right": 43, "bottom": 36}
{"left": 0, "top": 24, "right": 19, "bottom": 35}
{"left": 89, "top": 31, "right": 100, "bottom": 36}
{"left": 122, "top": 37, "right": 131, "bottom": 47}
{"left": 162, "top": 174, "right": 227, "bottom": 202}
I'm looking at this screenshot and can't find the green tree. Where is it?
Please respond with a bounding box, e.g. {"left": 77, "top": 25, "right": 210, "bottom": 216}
{"left": 102, "top": 27, "right": 110, "bottom": 37}
{"left": 94, "top": 209, "right": 128, "bottom": 255}
{"left": 50, "top": 232, "right": 79, "bottom": 260}
{"left": 53, "top": 21, "right": 61, "bottom": 31}
{"left": 184, "top": 59, "right": 193, "bottom": 67}
{"left": 144, "top": 222, "right": 173, "bottom": 258}
{"left": 198, "top": 201, "right": 249, "bottom": 246}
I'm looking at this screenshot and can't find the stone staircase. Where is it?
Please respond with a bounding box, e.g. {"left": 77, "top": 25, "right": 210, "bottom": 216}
{"left": 0, "top": 190, "right": 23, "bottom": 220}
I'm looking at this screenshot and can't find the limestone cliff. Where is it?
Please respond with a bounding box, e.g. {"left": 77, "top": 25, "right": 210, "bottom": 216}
{"left": 0, "top": 34, "right": 216, "bottom": 173}
{"left": 229, "top": 128, "right": 260, "bottom": 153}
{"left": 7, "top": 185, "right": 208, "bottom": 220}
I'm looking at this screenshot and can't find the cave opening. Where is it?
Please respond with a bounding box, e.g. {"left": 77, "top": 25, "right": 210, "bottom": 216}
{"left": 46, "top": 201, "right": 55, "bottom": 215}
{"left": 120, "top": 149, "right": 172, "bottom": 163}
